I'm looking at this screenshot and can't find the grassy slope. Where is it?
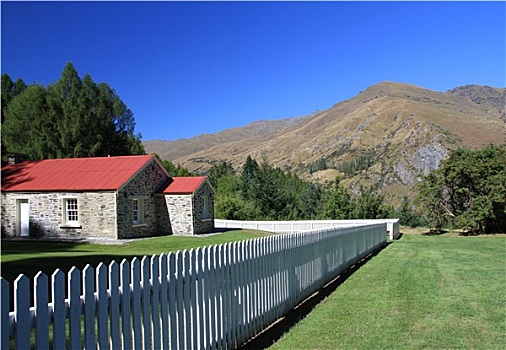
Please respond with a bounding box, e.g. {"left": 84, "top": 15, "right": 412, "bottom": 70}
{"left": 269, "top": 232, "right": 506, "bottom": 349}
{"left": 0, "top": 230, "right": 271, "bottom": 284}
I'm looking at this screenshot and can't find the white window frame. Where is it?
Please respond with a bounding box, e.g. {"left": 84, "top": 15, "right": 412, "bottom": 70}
{"left": 62, "top": 197, "right": 80, "bottom": 227}
{"left": 132, "top": 198, "right": 145, "bottom": 226}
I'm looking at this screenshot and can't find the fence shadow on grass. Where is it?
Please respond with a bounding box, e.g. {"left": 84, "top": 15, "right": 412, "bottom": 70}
{"left": 239, "top": 241, "right": 391, "bottom": 350}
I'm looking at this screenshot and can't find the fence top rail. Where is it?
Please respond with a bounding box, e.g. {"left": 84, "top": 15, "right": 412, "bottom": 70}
{"left": 215, "top": 219, "right": 399, "bottom": 225}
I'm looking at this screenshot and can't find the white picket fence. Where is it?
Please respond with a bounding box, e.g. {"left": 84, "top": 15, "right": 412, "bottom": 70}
{"left": 2, "top": 224, "right": 386, "bottom": 349}
{"left": 215, "top": 218, "right": 400, "bottom": 240}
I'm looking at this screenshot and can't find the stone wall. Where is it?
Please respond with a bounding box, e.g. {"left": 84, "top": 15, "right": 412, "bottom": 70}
{"left": 165, "top": 194, "right": 194, "bottom": 235}
{"left": 116, "top": 158, "right": 170, "bottom": 239}
{"left": 1, "top": 191, "right": 117, "bottom": 239}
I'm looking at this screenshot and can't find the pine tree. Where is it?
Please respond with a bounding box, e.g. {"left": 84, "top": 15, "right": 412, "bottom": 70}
{"left": 2, "top": 62, "right": 145, "bottom": 159}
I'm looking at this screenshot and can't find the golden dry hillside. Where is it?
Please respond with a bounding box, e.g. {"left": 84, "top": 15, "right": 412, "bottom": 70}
{"left": 144, "top": 81, "right": 505, "bottom": 203}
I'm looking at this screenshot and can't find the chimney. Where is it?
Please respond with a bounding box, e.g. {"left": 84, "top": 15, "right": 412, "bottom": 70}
{"left": 7, "top": 153, "right": 28, "bottom": 165}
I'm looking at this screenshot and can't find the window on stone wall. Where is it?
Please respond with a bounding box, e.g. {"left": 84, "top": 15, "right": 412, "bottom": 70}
{"left": 63, "top": 198, "right": 79, "bottom": 225}
{"left": 202, "top": 196, "right": 209, "bottom": 220}
{"left": 132, "top": 198, "right": 144, "bottom": 225}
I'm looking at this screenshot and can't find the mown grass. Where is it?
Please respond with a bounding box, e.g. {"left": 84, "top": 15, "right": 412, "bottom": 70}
{"left": 0, "top": 229, "right": 272, "bottom": 284}
{"left": 269, "top": 229, "right": 506, "bottom": 349}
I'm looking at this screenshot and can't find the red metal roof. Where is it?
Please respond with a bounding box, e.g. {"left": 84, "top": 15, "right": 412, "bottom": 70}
{"left": 1, "top": 155, "right": 155, "bottom": 192}
{"left": 161, "top": 176, "right": 207, "bottom": 194}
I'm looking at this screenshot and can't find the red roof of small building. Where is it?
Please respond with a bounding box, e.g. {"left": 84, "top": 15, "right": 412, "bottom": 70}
{"left": 161, "top": 176, "right": 207, "bottom": 194}
{"left": 1, "top": 155, "right": 155, "bottom": 192}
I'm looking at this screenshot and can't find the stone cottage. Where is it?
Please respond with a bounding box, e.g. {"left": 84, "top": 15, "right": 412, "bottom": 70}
{"left": 1, "top": 155, "right": 215, "bottom": 239}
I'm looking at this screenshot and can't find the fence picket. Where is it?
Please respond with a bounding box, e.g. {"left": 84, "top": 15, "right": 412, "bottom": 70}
{"left": 1, "top": 278, "right": 9, "bottom": 350}
{"left": 195, "top": 248, "right": 205, "bottom": 350}
{"left": 219, "top": 244, "right": 229, "bottom": 349}
{"left": 202, "top": 246, "right": 211, "bottom": 350}
{"left": 168, "top": 253, "right": 177, "bottom": 350}
{"left": 51, "top": 270, "right": 66, "bottom": 350}
{"left": 151, "top": 255, "right": 160, "bottom": 350}
{"left": 244, "top": 240, "right": 253, "bottom": 338}
{"left": 109, "top": 261, "right": 120, "bottom": 350}
{"left": 159, "top": 254, "right": 169, "bottom": 349}
{"left": 209, "top": 245, "right": 218, "bottom": 350}
{"left": 120, "top": 259, "right": 132, "bottom": 350}
{"left": 236, "top": 241, "right": 245, "bottom": 345}
{"left": 183, "top": 250, "right": 192, "bottom": 350}
{"left": 96, "top": 263, "right": 108, "bottom": 349}
{"left": 228, "top": 242, "right": 236, "bottom": 348}
{"left": 14, "top": 275, "right": 30, "bottom": 350}
{"left": 131, "top": 258, "right": 142, "bottom": 350}
{"left": 34, "top": 272, "right": 49, "bottom": 349}
{"left": 68, "top": 267, "right": 82, "bottom": 349}
{"left": 141, "top": 256, "right": 151, "bottom": 350}
{"left": 83, "top": 265, "right": 96, "bottom": 350}
{"left": 175, "top": 251, "right": 185, "bottom": 350}
{"left": 189, "top": 249, "right": 199, "bottom": 350}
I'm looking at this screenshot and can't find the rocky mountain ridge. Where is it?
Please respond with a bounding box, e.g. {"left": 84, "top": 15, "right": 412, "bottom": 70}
{"left": 144, "top": 81, "right": 505, "bottom": 203}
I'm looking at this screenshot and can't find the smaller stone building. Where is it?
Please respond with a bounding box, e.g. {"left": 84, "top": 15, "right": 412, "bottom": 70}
{"left": 159, "top": 177, "right": 215, "bottom": 235}
{"left": 1, "top": 155, "right": 215, "bottom": 239}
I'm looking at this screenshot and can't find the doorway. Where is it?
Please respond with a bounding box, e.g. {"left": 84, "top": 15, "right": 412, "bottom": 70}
{"left": 17, "top": 199, "right": 30, "bottom": 237}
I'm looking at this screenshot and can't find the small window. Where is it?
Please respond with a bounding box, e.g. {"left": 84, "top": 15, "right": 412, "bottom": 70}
{"left": 132, "top": 198, "right": 144, "bottom": 225}
{"left": 64, "top": 198, "right": 79, "bottom": 225}
{"left": 202, "top": 196, "right": 209, "bottom": 220}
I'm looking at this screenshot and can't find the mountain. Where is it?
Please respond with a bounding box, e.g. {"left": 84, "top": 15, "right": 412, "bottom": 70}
{"left": 144, "top": 81, "right": 505, "bottom": 203}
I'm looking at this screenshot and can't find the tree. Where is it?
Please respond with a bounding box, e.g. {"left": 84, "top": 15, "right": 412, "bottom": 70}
{"left": 2, "top": 62, "right": 145, "bottom": 160}
{"left": 1, "top": 74, "right": 27, "bottom": 159}
{"left": 320, "top": 177, "right": 352, "bottom": 219}
{"left": 152, "top": 153, "right": 192, "bottom": 176}
{"left": 417, "top": 145, "right": 506, "bottom": 233}
{"left": 416, "top": 170, "right": 449, "bottom": 231}
{"left": 2, "top": 84, "right": 52, "bottom": 159}
{"left": 396, "top": 195, "right": 426, "bottom": 227}
{"left": 352, "top": 186, "right": 393, "bottom": 219}
{"left": 208, "top": 160, "right": 235, "bottom": 189}
{"left": 241, "top": 155, "right": 261, "bottom": 202}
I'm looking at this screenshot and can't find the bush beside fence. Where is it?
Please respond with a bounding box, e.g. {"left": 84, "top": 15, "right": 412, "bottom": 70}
{"left": 2, "top": 224, "right": 386, "bottom": 350}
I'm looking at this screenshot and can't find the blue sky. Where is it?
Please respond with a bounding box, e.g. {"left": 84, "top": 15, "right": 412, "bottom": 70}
{"left": 2, "top": 1, "right": 505, "bottom": 142}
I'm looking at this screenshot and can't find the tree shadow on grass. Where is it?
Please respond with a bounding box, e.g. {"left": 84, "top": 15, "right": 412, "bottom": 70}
{"left": 421, "top": 229, "right": 448, "bottom": 236}
{"left": 238, "top": 242, "right": 391, "bottom": 350}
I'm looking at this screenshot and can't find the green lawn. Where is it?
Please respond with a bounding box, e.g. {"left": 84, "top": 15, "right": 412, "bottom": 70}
{"left": 0, "top": 229, "right": 271, "bottom": 284}
{"left": 269, "top": 231, "right": 506, "bottom": 350}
